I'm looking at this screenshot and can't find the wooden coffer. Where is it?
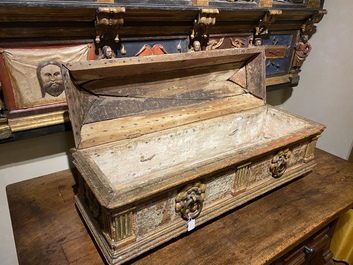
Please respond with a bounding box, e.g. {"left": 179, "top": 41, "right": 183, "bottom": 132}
{"left": 63, "top": 47, "right": 325, "bottom": 264}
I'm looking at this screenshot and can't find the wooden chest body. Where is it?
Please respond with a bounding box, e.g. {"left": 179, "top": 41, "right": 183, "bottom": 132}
{"left": 63, "top": 47, "right": 325, "bottom": 264}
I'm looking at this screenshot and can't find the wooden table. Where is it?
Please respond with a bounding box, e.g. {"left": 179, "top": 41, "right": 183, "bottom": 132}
{"left": 6, "top": 149, "right": 353, "bottom": 265}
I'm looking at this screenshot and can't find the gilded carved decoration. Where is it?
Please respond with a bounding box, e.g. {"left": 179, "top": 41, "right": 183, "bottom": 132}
{"left": 190, "top": 9, "right": 219, "bottom": 51}
{"left": 206, "top": 37, "right": 224, "bottom": 50}
{"left": 95, "top": 7, "right": 125, "bottom": 43}
{"left": 7, "top": 110, "right": 69, "bottom": 133}
{"left": 255, "top": 10, "right": 282, "bottom": 36}
{"left": 175, "top": 182, "right": 206, "bottom": 220}
{"left": 230, "top": 37, "right": 247, "bottom": 48}
{"left": 257, "top": 0, "right": 272, "bottom": 7}
{"left": 206, "top": 35, "right": 251, "bottom": 51}
{"left": 110, "top": 211, "right": 134, "bottom": 243}
{"left": 301, "top": 10, "right": 327, "bottom": 32}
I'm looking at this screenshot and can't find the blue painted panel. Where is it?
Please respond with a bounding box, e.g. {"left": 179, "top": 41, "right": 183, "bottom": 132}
{"left": 262, "top": 34, "right": 294, "bottom": 76}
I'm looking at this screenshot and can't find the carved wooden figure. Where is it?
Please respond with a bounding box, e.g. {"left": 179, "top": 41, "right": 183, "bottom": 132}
{"left": 292, "top": 34, "right": 312, "bottom": 71}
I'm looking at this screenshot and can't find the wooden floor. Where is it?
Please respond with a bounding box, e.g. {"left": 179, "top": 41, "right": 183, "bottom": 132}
{"left": 333, "top": 261, "right": 349, "bottom": 265}
{"left": 6, "top": 149, "right": 353, "bottom": 265}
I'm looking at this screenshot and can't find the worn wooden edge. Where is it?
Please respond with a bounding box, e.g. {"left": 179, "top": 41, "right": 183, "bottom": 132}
{"left": 64, "top": 48, "right": 263, "bottom": 82}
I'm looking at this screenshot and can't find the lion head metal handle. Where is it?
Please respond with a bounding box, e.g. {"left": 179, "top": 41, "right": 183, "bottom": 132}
{"left": 270, "top": 149, "right": 292, "bottom": 178}
{"left": 175, "top": 182, "right": 206, "bottom": 220}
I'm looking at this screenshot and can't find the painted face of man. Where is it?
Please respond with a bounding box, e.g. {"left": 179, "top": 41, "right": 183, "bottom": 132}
{"left": 39, "top": 64, "right": 64, "bottom": 97}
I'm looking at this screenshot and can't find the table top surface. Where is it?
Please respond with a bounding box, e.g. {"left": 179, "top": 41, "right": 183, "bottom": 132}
{"left": 6, "top": 149, "right": 353, "bottom": 265}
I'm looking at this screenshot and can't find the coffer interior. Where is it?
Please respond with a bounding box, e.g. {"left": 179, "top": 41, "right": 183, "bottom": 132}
{"left": 78, "top": 105, "right": 312, "bottom": 188}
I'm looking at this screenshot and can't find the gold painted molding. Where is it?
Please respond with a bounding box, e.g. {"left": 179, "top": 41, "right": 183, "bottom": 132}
{"left": 8, "top": 110, "right": 69, "bottom": 132}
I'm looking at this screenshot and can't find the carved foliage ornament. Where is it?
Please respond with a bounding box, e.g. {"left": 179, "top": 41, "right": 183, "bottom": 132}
{"left": 270, "top": 148, "right": 292, "bottom": 178}
{"left": 175, "top": 182, "right": 206, "bottom": 220}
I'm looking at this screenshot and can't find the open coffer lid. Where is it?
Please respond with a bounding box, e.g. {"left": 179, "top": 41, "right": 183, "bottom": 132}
{"left": 63, "top": 47, "right": 266, "bottom": 149}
